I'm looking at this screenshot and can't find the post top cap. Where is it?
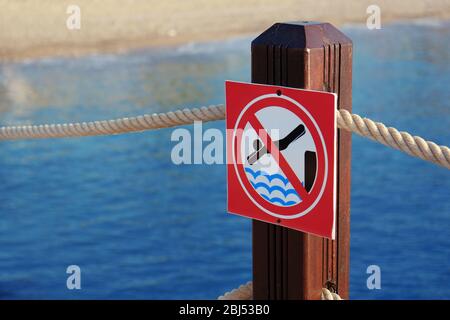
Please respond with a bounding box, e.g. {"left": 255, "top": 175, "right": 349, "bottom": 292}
{"left": 252, "top": 22, "right": 352, "bottom": 49}
{"left": 283, "top": 21, "right": 323, "bottom": 26}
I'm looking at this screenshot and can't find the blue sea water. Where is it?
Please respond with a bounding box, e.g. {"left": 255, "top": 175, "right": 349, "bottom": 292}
{"left": 0, "top": 20, "right": 449, "bottom": 299}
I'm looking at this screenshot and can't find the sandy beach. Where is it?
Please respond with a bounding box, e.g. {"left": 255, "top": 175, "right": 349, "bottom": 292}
{"left": 0, "top": 0, "right": 449, "bottom": 61}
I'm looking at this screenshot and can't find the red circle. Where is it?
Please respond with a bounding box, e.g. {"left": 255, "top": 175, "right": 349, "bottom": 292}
{"left": 233, "top": 96, "right": 326, "bottom": 217}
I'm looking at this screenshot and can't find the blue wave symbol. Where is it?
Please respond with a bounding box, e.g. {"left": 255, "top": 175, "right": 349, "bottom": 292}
{"left": 244, "top": 167, "right": 301, "bottom": 207}
{"left": 244, "top": 167, "right": 290, "bottom": 186}
{"left": 250, "top": 181, "right": 299, "bottom": 197}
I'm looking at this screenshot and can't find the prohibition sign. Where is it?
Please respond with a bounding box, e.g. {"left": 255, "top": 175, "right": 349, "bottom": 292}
{"left": 226, "top": 81, "right": 337, "bottom": 239}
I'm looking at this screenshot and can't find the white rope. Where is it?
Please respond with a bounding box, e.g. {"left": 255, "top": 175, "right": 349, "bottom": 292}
{"left": 218, "top": 281, "right": 253, "bottom": 300}
{"left": 217, "top": 281, "right": 342, "bottom": 300}
{"left": 321, "top": 288, "right": 343, "bottom": 300}
{"left": 0, "top": 104, "right": 226, "bottom": 140}
{"left": 337, "top": 109, "right": 450, "bottom": 170}
{"left": 1, "top": 104, "right": 449, "bottom": 170}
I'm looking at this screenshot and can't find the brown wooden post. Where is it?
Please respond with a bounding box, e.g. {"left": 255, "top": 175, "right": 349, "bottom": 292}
{"left": 251, "top": 22, "right": 352, "bottom": 300}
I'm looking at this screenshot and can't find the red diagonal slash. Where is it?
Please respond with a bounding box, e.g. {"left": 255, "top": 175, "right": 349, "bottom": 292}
{"left": 247, "top": 114, "right": 308, "bottom": 200}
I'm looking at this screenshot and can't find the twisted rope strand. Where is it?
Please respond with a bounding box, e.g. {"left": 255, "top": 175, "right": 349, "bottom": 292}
{"left": 0, "top": 104, "right": 225, "bottom": 140}
{"left": 217, "top": 281, "right": 342, "bottom": 300}
{"left": 336, "top": 109, "right": 450, "bottom": 169}
{"left": 1, "top": 104, "right": 449, "bottom": 169}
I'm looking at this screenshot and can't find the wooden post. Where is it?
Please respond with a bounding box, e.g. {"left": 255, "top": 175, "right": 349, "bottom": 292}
{"left": 251, "top": 22, "right": 352, "bottom": 300}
